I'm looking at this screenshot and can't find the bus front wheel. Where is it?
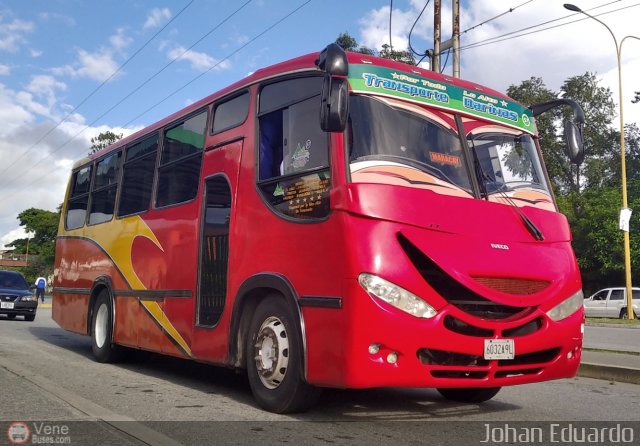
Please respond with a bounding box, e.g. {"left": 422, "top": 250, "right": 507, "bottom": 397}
{"left": 437, "top": 387, "right": 501, "bottom": 403}
{"left": 246, "top": 295, "right": 321, "bottom": 413}
{"left": 91, "top": 290, "right": 122, "bottom": 363}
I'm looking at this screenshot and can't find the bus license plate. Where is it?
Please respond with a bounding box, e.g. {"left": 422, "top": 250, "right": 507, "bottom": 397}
{"left": 1, "top": 302, "right": 14, "bottom": 309}
{"left": 484, "top": 339, "right": 514, "bottom": 360}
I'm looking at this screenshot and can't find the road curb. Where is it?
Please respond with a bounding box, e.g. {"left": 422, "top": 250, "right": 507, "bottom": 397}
{"left": 578, "top": 362, "right": 640, "bottom": 385}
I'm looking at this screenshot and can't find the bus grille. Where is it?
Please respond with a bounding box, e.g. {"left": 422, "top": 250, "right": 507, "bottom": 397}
{"left": 397, "top": 234, "right": 529, "bottom": 320}
{"left": 472, "top": 276, "right": 549, "bottom": 295}
{"left": 417, "top": 347, "right": 560, "bottom": 380}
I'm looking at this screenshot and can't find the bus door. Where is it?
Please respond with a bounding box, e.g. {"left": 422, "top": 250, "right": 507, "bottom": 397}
{"left": 191, "top": 139, "right": 242, "bottom": 361}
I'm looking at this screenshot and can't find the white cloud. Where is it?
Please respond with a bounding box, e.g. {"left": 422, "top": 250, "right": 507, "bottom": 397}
{"left": 0, "top": 64, "right": 9, "bottom": 75}
{"left": 53, "top": 48, "right": 119, "bottom": 82}
{"left": 0, "top": 227, "right": 28, "bottom": 250}
{"left": 0, "top": 17, "right": 34, "bottom": 52}
{"left": 110, "top": 28, "right": 133, "bottom": 52}
{"left": 167, "top": 45, "right": 231, "bottom": 71}
{"left": 0, "top": 78, "right": 141, "bottom": 247}
{"left": 144, "top": 8, "right": 171, "bottom": 29}
{"left": 29, "top": 48, "right": 43, "bottom": 57}
{"left": 357, "top": 0, "right": 640, "bottom": 127}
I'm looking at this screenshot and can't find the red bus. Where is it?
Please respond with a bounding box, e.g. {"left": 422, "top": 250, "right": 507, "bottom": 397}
{"left": 53, "top": 44, "right": 586, "bottom": 413}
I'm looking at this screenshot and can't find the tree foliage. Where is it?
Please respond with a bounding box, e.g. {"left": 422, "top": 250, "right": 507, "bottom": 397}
{"left": 508, "top": 72, "right": 640, "bottom": 293}
{"left": 335, "top": 32, "right": 415, "bottom": 65}
{"left": 6, "top": 207, "right": 60, "bottom": 281}
{"left": 89, "top": 130, "right": 123, "bottom": 155}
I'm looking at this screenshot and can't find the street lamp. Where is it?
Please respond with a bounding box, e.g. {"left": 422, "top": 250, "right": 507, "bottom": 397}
{"left": 564, "top": 4, "right": 640, "bottom": 319}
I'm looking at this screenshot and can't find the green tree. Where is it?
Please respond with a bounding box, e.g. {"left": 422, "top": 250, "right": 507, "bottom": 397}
{"left": 7, "top": 208, "right": 60, "bottom": 280}
{"left": 560, "top": 73, "right": 617, "bottom": 190}
{"left": 334, "top": 32, "right": 414, "bottom": 64}
{"left": 89, "top": 130, "right": 123, "bottom": 155}
{"left": 379, "top": 43, "right": 416, "bottom": 65}
{"left": 335, "top": 32, "right": 375, "bottom": 55}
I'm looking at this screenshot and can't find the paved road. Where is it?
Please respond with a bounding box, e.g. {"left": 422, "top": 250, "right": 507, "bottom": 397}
{"left": 1, "top": 309, "right": 639, "bottom": 445}
{"left": 584, "top": 324, "right": 640, "bottom": 353}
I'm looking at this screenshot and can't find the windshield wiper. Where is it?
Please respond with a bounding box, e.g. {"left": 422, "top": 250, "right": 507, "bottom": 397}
{"left": 469, "top": 138, "right": 544, "bottom": 241}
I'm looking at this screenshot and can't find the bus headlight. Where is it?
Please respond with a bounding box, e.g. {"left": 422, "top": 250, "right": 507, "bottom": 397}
{"left": 546, "top": 289, "right": 584, "bottom": 321}
{"left": 358, "top": 273, "right": 437, "bottom": 318}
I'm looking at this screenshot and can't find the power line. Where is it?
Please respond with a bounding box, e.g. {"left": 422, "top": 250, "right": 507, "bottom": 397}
{"left": 460, "top": 1, "right": 634, "bottom": 52}
{"left": 0, "top": 0, "right": 254, "bottom": 191}
{"left": 408, "top": 0, "right": 431, "bottom": 57}
{"left": 122, "top": 0, "right": 312, "bottom": 128}
{"left": 2, "top": 0, "right": 312, "bottom": 201}
{"left": 0, "top": 0, "right": 195, "bottom": 181}
{"left": 461, "top": 0, "right": 535, "bottom": 36}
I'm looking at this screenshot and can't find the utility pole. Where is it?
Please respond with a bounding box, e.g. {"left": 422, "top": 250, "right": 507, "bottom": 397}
{"left": 432, "top": 0, "right": 461, "bottom": 77}
{"left": 452, "top": 0, "right": 460, "bottom": 77}
{"left": 433, "top": 0, "right": 441, "bottom": 72}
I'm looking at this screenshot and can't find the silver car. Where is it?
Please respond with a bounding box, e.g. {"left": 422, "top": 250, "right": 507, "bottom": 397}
{"left": 583, "top": 287, "right": 640, "bottom": 319}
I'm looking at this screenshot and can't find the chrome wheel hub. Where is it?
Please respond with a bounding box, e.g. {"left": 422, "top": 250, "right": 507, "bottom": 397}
{"left": 254, "top": 316, "right": 289, "bottom": 389}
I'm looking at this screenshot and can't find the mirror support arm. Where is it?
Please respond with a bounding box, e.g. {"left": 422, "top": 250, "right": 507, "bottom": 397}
{"left": 529, "top": 98, "right": 585, "bottom": 126}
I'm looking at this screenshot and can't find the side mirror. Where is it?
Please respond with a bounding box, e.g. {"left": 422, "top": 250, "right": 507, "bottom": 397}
{"left": 529, "top": 98, "right": 585, "bottom": 166}
{"left": 320, "top": 75, "right": 349, "bottom": 132}
{"left": 563, "top": 120, "right": 585, "bottom": 165}
{"left": 315, "top": 43, "right": 348, "bottom": 76}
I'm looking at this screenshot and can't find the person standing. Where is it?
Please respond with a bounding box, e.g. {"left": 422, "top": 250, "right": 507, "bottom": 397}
{"left": 35, "top": 276, "right": 47, "bottom": 303}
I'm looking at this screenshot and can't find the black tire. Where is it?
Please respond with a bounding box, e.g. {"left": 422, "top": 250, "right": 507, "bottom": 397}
{"left": 246, "top": 295, "right": 321, "bottom": 413}
{"left": 7, "top": 314, "right": 16, "bottom": 320}
{"left": 619, "top": 308, "right": 637, "bottom": 319}
{"left": 91, "top": 290, "right": 122, "bottom": 363}
{"left": 24, "top": 314, "right": 35, "bottom": 322}
{"left": 437, "top": 387, "right": 501, "bottom": 403}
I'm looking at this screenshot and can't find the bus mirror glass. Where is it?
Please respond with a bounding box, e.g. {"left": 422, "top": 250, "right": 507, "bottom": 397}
{"left": 563, "top": 120, "right": 585, "bottom": 165}
{"left": 320, "top": 76, "right": 349, "bottom": 132}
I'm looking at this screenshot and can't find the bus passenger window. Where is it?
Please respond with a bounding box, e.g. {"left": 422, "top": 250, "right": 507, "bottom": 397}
{"left": 89, "top": 152, "right": 120, "bottom": 225}
{"left": 65, "top": 165, "right": 92, "bottom": 230}
{"left": 118, "top": 135, "right": 158, "bottom": 217}
{"left": 156, "top": 109, "right": 207, "bottom": 207}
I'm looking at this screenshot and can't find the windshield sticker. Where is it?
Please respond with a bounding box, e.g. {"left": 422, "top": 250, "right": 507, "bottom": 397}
{"left": 349, "top": 64, "right": 535, "bottom": 134}
{"left": 291, "top": 140, "right": 311, "bottom": 170}
{"left": 430, "top": 152, "right": 461, "bottom": 167}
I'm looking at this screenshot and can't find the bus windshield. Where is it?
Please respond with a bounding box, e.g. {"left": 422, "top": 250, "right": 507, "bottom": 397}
{"left": 469, "top": 130, "right": 550, "bottom": 196}
{"left": 348, "top": 95, "right": 473, "bottom": 196}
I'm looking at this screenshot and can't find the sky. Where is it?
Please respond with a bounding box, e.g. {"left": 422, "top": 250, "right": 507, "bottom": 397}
{"left": 0, "top": 0, "right": 639, "bottom": 249}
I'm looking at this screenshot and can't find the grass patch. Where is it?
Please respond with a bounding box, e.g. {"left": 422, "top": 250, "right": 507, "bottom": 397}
{"left": 586, "top": 317, "right": 640, "bottom": 326}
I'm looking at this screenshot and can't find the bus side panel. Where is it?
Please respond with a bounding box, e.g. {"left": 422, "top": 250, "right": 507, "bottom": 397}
{"left": 136, "top": 207, "right": 201, "bottom": 358}
{"left": 113, "top": 296, "right": 141, "bottom": 349}
{"left": 52, "top": 292, "right": 89, "bottom": 335}
{"left": 53, "top": 237, "right": 117, "bottom": 334}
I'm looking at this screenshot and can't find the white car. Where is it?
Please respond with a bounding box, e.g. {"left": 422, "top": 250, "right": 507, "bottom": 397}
{"left": 583, "top": 287, "right": 640, "bottom": 319}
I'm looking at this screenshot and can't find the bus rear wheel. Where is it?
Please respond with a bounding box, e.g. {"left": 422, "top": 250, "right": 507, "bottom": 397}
{"left": 91, "top": 290, "right": 122, "bottom": 363}
{"left": 246, "top": 295, "right": 321, "bottom": 413}
{"left": 437, "top": 387, "right": 501, "bottom": 403}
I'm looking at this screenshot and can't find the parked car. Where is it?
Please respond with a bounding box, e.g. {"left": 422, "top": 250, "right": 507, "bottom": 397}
{"left": 0, "top": 270, "right": 38, "bottom": 321}
{"left": 583, "top": 287, "right": 640, "bottom": 319}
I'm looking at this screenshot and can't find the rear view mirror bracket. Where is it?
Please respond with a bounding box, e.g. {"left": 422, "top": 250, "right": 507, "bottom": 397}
{"left": 529, "top": 98, "right": 585, "bottom": 165}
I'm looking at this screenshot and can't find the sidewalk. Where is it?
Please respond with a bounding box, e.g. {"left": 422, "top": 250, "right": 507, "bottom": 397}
{"left": 579, "top": 349, "right": 640, "bottom": 384}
